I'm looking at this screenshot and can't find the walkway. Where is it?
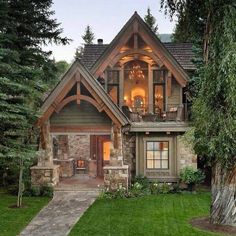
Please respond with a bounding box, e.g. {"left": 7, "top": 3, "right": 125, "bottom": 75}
{"left": 20, "top": 176, "right": 102, "bottom": 236}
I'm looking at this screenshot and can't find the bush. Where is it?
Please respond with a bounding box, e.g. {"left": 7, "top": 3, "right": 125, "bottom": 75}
{"left": 132, "top": 175, "right": 149, "bottom": 189}
{"left": 180, "top": 167, "right": 205, "bottom": 191}
{"left": 40, "top": 185, "right": 53, "bottom": 197}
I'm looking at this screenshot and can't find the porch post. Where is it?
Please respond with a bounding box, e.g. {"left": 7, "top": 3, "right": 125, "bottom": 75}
{"left": 31, "top": 121, "right": 60, "bottom": 187}
{"left": 103, "top": 123, "right": 129, "bottom": 191}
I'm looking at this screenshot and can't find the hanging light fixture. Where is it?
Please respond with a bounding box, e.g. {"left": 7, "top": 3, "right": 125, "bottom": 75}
{"left": 129, "top": 61, "right": 145, "bottom": 82}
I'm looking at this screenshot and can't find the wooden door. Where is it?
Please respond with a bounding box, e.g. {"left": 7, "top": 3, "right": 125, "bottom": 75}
{"left": 90, "top": 135, "right": 111, "bottom": 177}
{"left": 97, "top": 135, "right": 110, "bottom": 177}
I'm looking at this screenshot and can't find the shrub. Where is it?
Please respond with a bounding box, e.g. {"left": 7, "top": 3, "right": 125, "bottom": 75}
{"left": 180, "top": 167, "right": 205, "bottom": 191}
{"left": 132, "top": 175, "right": 149, "bottom": 189}
{"left": 40, "top": 185, "right": 53, "bottom": 197}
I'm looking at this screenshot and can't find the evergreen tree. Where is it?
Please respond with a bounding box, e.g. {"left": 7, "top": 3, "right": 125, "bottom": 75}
{"left": 144, "top": 7, "right": 159, "bottom": 35}
{"left": 161, "top": 0, "right": 236, "bottom": 226}
{"left": 82, "top": 25, "right": 95, "bottom": 44}
{"left": 0, "top": 0, "right": 70, "bottom": 206}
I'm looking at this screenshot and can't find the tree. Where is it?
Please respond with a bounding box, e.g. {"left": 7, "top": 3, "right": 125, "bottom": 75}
{"left": 0, "top": 0, "right": 70, "bottom": 207}
{"left": 55, "top": 60, "right": 70, "bottom": 78}
{"left": 161, "top": 0, "right": 236, "bottom": 226}
{"left": 144, "top": 7, "right": 159, "bottom": 35}
{"left": 82, "top": 25, "right": 95, "bottom": 44}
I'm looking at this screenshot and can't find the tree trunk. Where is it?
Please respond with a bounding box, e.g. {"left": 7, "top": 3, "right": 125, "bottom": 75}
{"left": 210, "top": 163, "right": 236, "bottom": 226}
{"left": 17, "top": 157, "right": 24, "bottom": 208}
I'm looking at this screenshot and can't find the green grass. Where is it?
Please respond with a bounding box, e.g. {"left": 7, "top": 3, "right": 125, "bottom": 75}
{"left": 0, "top": 190, "right": 50, "bottom": 236}
{"left": 70, "top": 192, "right": 223, "bottom": 236}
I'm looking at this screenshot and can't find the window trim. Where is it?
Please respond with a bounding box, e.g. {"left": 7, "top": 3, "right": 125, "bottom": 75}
{"left": 146, "top": 141, "right": 169, "bottom": 170}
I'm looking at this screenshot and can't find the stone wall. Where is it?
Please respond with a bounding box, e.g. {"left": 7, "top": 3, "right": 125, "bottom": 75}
{"left": 31, "top": 165, "right": 60, "bottom": 187}
{"left": 103, "top": 165, "right": 129, "bottom": 191}
{"left": 177, "top": 135, "right": 197, "bottom": 173}
{"left": 68, "top": 134, "right": 90, "bottom": 161}
{"left": 122, "top": 134, "right": 136, "bottom": 178}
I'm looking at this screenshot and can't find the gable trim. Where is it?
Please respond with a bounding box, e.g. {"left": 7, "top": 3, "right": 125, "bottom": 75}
{"left": 90, "top": 12, "right": 189, "bottom": 87}
{"left": 39, "top": 60, "right": 129, "bottom": 127}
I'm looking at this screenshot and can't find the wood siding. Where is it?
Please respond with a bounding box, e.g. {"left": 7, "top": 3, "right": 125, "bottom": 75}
{"left": 167, "top": 77, "right": 181, "bottom": 110}
{"left": 50, "top": 101, "right": 111, "bottom": 126}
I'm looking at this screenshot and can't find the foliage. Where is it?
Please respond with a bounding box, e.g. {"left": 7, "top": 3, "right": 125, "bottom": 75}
{"left": 144, "top": 7, "right": 159, "bottom": 36}
{"left": 82, "top": 25, "right": 95, "bottom": 44}
{"left": 55, "top": 60, "right": 70, "bottom": 78}
{"left": 23, "top": 185, "right": 54, "bottom": 198}
{"left": 100, "top": 176, "right": 182, "bottom": 199}
{"left": 70, "top": 193, "right": 216, "bottom": 236}
{"left": 0, "top": 191, "right": 50, "bottom": 236}
{"left": 180, "top": 167, "right": 205, "bottom": 185}
{"left": 0, "top": 0, "right": 70, "bottom": 206}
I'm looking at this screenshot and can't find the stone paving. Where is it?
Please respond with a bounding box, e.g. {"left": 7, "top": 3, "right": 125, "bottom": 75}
{"left": 20, "top": 178, "right": 100, "bottom": 236}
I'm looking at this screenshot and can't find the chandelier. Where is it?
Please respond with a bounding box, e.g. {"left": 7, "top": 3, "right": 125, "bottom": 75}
{"left": 129, "top": 62, "right": 145, "bottom": 81}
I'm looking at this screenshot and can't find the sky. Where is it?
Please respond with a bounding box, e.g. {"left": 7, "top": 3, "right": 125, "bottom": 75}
{"left": 45, "top": 0, "right": 176, "bottom": 63}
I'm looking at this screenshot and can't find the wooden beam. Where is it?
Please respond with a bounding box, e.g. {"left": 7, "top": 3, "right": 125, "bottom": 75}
{"left": 76, "top": 73, "right": 81, "bottom": 105}
{"left": 50, "top": 125, "right": 111, "bottom": 133}
{"left": 134, "top": 33, "right": 138, "bottom": 49}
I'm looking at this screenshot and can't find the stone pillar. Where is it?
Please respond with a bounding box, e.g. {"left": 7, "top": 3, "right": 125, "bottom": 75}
{"left": 103, "top": 123, "right": 129, "bottom": 191}
{"left": 31, "top": 122, "right": 60, "bottom": 187}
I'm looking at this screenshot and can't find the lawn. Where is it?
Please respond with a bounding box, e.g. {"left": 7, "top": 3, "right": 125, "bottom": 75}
{"left": 70, "top": 192, "right": 223, "bottom": 236}
{"left": 0, "top": 191, "right": 50, "bottom": 236}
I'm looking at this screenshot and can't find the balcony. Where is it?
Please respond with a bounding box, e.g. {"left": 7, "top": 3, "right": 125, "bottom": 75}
{"left": 122, "top": 103, "right": 188, "bottom": 123}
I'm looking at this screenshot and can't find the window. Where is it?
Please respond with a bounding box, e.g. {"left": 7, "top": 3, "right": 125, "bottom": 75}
{"left": 153, "top": 70, "right": 166, "bottom": 114}
{"left": 107, "top": 70, "right": 119, "bottom": 105}
{"left": 146, "top": 141, "right": 169, "bottom": 169}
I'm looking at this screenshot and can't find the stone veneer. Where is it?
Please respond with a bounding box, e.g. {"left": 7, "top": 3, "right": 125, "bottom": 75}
{"left": 31, "top": 165, "right": 60, "bottom": 187}
{"left": 53, "top": 158, "right": 75, "bottom": 177}
{"left": 122, "top": 134, "right": 136, "bottom": 177}
{"left": 68, "top": 134, "right": 90, "bottom": 162}
{"left": 177, "top": 135, "right": 197, "bottom": 173}
{"left": 103, "top": 165, "right": 129, "bottom": 191}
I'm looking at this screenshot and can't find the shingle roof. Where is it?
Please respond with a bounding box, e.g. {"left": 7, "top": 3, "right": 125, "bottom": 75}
{"left": 81, "top": 42, "right": 195, "bottom": 71}
{"left": 163, "top": 42, "right": 195, "bottom": 71}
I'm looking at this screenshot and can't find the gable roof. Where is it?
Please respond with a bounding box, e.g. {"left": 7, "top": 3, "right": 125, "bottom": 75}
{"left": 81, "top": 42, "right": 195, "bottom": 71}
{"left": 88, "top": 12, "right": 189, "bottom": 87}
{"left": 40, "top": 60, "right": 129, "bottom": 126}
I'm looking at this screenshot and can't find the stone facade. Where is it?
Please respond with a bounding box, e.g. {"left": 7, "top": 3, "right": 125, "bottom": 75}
{"left": 53, "top": 158, "right": 75, "bottom": 177}
{"left": 177, "top": 135, "right": 197, "bottom": 173}
{"left": 68, "top": 134, "right": 90, "bottom": 162}
{"left": 31, "top": 165, "right": 60, "bottom": 187}
{"left": 103, "top": 165, "right": 129, "bottom": 191}
{"left": 122, "top": 134, "right": 136, "bottom": 177}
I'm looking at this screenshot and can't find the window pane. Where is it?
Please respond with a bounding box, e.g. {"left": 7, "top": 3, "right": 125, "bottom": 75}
{"left": 163, "top": 142, "right": 168, "bottom": 150}
{"left": 147, "top": 160, "right": 153, "bottom": 169}
{"left": 154, "top": 160, "right": 161, "bottom": 168}
{"left": 153, "top": 70, "right": 165, "bottom": 83}
{"left": 108, "top": 71, "right": 119, "bottom": 84}
{"left": 147, "top": 151, "right": 153, "bottom": 159}
{"left": 153, "top": 142, "right": 159, "bottom": 150}
{"left": 162, "top": 160, "right": 168, "bottom": 169}
{"left": 162, "top": 151, "right": 168, "bottom": 160}
{"left": 154, "top": 151, "right": 160, "bottom": 159}
{"left": 154, "top": 85, "right": 164, "bottom": 113}
{"left": 147, "top": 142, "right": 153, "bottom": 151}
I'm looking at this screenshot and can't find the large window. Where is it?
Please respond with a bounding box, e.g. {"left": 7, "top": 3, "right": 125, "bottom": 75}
{"left": 146, "top": 141, "right": 169, "bottom": 169}
{"left": 153, "top": 70, "right": 166, "bottom": 114}
{"left": 107, "top": 70, "right": 119, "bottom": 105}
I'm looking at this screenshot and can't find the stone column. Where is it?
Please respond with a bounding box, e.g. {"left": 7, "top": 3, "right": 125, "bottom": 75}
{"left": 103, "top": 123, "right": 129, "bottom": 191}
{"left": 31, "top": 121, "right": 60, "bottom": 187}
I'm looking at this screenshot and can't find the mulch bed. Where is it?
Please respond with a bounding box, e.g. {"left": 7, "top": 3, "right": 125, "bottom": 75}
{"left": 190, "top": 217, "right": 236, "bottom": 236}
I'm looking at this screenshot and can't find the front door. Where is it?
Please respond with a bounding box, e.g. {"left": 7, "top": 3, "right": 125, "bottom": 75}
{"left": 91, "top": 135, "right": 111, "bottom": 177}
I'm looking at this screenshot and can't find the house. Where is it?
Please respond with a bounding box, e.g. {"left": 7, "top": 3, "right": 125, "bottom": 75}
{"left": 31, "top": 12, "right": 197, "bottom": 190}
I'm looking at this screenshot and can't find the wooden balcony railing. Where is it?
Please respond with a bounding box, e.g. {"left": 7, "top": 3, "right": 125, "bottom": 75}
{"left": 122, "top": 103, "right": 188, "bottom": 122}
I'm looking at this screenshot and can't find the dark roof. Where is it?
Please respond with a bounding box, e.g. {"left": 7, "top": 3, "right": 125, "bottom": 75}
{"left": 81, "top": 42, "right": 195, "bottom": 71}
{"left": 163, "top": 42, "right": 195, "bottom": 71}
{"left": 81, "top": 44, "right": 108, "bottom": 70}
